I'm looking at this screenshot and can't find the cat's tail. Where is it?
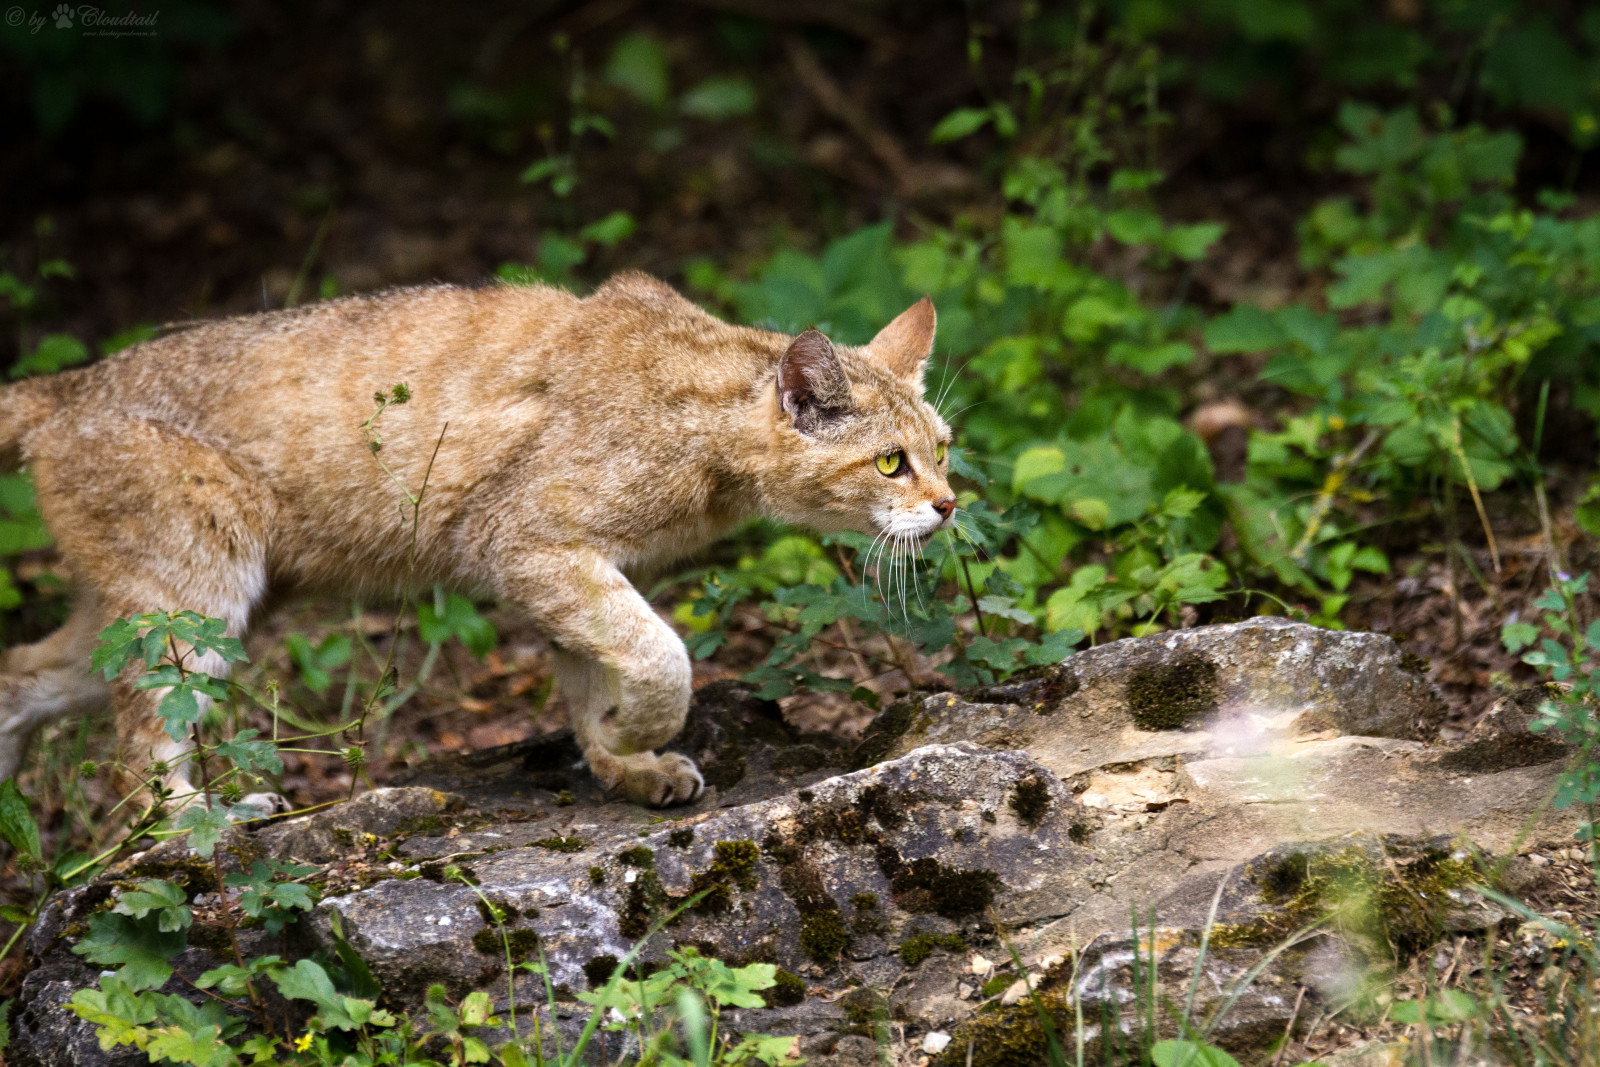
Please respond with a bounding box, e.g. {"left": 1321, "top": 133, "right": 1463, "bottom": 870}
{"left": 0, "top": 376, "right": 67, "bottom": 468}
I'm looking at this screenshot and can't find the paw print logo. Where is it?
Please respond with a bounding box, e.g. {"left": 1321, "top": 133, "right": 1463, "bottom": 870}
{"left": 52, "top": 3, "right": 73, "bottom": 28}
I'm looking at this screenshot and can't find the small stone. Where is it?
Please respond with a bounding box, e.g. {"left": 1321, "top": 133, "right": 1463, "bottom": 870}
{"left": 1000, "top": 978, "right": 1031, "bottom": 1005}
{"left": 923, "top": 1032, "right": 952, "bottom": 1055}
{"left": 969, "top": 953, "right": 994, "bottom": 976}
{"left": 1529, "top": 853, "right": 1550, "bottom": 867}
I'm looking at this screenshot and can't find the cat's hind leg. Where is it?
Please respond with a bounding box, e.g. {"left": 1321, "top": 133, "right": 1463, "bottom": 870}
{"left": 0, "top": 601, "right": 109, "bottom": 783}
{"left": 26, "top": 414, "right": 287, "bottom": 817}
{"left": 501, "top": 547, "right": 703, "bottom": 807}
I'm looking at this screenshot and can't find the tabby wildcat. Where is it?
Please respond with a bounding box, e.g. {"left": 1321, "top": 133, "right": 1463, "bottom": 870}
{"left": 0, "top": 272, "right": 955, "bottom": 808}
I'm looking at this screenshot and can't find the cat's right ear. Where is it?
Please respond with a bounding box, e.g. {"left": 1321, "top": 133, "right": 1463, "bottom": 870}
{"left": 778, "top": 328, "right": 850, "bottom": 435}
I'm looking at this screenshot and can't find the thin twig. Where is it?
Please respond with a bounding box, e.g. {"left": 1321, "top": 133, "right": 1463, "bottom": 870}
{"left": 1291, "top": 430, "right": 1380, "bottom": 562}
{"left": 1450, "top": 415, "right": 1501, "bottom": 574}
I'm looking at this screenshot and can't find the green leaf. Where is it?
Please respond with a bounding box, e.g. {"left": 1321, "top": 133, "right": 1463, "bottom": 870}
{"left": 1105, "top": 208, "right": 1164, "bottom": 246}
{"left": 929, "top": 107, "right": 991, "bottom": 143}
{"left": 285, "top": 632, "right": 350, "bottom": 696}
{"left": 91, "top": 617, "right": 145, "bottom": 678}
{"left": 418, "top": 593, "right": 498, "bottom": 657}
{"left": 213, "top": 730, "right": 284, "bottom": 774}
{"left": 1150, "top": 1040, "right": 1243, "bottom": 1067}
{"left": 1024, "top": 628, "right": 1083, "bottom": 666}
{"left": 1162, "top": 221, "right": 1226, "bottom": 260}
{"left": 605, "top": 32, "right": 670, "bottom": 108}
{"left": 1204, "top": 307, "right": 1286, "bottom": 354}
{"left": 0, "top": 777, "right": 40, "bottom": 862}
{"left": 175, "top": 805, "right": 231, "bottom": 858}
{"left": 1501, "top": 621, "right": 1541, "bottom": 655}
{"left": 146, "top": 1022, "right": 237, "bottom": 1067}
{"left": 578, "top": 211, "right": 638, "bottom": 248}
{"left": 11, "top": 333, "right": 89, "bottom": 379}
{"left": 74, "top": 910, "right": 185, "bottom": 991}
{"left": 679, "top": 77, "right": 756, "bottom": 119}
{"left": 329, "top": 910, "right": 384, "bottom": 1001}
{"left": 114, "top": 880, "right": 191, "bottom": 934}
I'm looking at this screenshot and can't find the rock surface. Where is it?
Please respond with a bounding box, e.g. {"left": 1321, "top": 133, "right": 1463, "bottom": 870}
{"left": 6, "top": 620, "right": 1583, "bottom": 1066}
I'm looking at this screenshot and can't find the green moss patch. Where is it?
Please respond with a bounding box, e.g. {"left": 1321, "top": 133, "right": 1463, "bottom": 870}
{"left": 767, "top": 834, "right": 851, "bottom": 964}
{"left": 688, "top": 839, "right": 760, "bottom": 913}
{"left": 534, "top": 836, "right": 586, "bottom": 853}
{"left": 849, "top": 699, "right": 925, "bottom": 769}
{"left": 935, "top": 994, "right": 1070, "bottom": 1067}
{"left": 472, "top": 927, "right": 541, "bottom": 960}
{"left": 881, "top": 851, "right": 1002, "bottom": 919}
{"left": 1008, "top": 775, "right": 1052, "bottom": 827}
{"left": 618, "top": 846, "right": 656, "bottom": 868}
{"left": 769, "top": 968, "right": 807, "bottom": 1006}
{"left": 900, "top": 930, "right": 966, "bottom": 966}
{"left": 1240, "top": 841, "right": 1479, "bottom": 959}
{"left": 668, "top": 827, "right": 695, "bottom": 848}
{"left": 476, "top": 899, "right": 522, "bottom": 925}
{"left": 583, "top": 954, "right": 620, "bottom": 989}
{"left": 618, "top": 869, "right": 669, "bottom": 939}
{"left": 1127, "top": 654, "right": 1219, "bottom": 730}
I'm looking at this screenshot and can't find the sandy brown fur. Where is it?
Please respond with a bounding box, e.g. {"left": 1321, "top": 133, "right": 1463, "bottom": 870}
{"left": 0, "top": 272, "right": 955, "bottom": 808}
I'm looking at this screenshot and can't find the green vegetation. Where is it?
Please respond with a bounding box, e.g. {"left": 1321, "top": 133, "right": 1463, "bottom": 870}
{"left": 3, "top": 3, "right": 1600, "bottom": 1063}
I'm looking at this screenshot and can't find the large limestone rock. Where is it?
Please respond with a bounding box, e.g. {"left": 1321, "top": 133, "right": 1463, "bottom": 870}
{"left": 6, "top": 620, "right": 1581, "bottom": 1066}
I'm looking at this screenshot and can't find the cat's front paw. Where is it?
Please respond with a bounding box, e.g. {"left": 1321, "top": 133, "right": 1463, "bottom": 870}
{"left": 230, "top": 792, "right": 293, "bottom": 821}
{"left": 620, "top": 752, "right": 704, "bottom": 807}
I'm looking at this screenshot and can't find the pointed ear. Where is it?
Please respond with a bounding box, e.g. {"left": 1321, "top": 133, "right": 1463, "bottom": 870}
{"left": 869, "top": 297, "right": 936, "bottom": 385}
{"left": 778, "top": 328, "right": 850, "bottom": 435}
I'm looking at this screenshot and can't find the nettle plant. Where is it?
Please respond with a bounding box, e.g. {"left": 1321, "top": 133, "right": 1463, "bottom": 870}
{"left": 1211, "top": 104, "right": 1600, "bottom": 607}
{"left": 1503, "top": 572, "right": 1600, "bottom": 839}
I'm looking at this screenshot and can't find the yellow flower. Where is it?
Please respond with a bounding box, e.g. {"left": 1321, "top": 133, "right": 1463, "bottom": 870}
{"left": 295, "top": 1034, "right": 314, "bottom": 1052}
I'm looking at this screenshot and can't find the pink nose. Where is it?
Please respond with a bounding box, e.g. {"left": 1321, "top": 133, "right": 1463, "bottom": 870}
{"left": 932, "top": 498, "right": 957, "bottom": 520}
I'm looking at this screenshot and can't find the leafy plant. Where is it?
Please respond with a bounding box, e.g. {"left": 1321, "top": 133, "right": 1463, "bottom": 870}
{"left": 1502, "top": 572, "right": 1600, "bottom": 838}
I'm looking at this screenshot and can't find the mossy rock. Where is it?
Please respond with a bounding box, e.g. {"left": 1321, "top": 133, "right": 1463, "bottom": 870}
{"left": 1126, "top": 654, "right": 1219, "bottom": 730}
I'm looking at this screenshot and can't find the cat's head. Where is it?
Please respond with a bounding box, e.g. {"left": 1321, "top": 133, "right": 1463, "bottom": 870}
{"left": 765, "top": 298, "right": 957, "bottom": 542}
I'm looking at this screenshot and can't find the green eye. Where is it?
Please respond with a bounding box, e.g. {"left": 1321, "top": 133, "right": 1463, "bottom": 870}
{"left": 935, "top": 442, "right": 948, "bottom": 463}
{"left": 876, "top": 451, "right": 905, "bottom": 476}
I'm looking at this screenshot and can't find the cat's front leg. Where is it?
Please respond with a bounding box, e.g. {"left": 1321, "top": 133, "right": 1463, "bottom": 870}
{"left": 497, "top": 546, "right": 703, "bottom": 807}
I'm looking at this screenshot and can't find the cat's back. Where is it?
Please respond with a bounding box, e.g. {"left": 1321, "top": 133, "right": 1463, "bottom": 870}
{"left": 73, "top": 283, "right": 577, "bottom": 422}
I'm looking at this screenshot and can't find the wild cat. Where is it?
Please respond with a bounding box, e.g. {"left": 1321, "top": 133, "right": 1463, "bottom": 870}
{"left": 0, "top": 272, "right": 956, "bottom": 809}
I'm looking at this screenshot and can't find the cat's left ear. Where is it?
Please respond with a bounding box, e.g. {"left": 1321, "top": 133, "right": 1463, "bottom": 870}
{"left": 868, "top": 297, "right": 936, "bottom": 388}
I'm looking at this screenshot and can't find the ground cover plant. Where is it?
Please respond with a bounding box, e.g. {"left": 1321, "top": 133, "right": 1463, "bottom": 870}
{"left": 2, "top": 1, "right": 1599, "bottom": 1062}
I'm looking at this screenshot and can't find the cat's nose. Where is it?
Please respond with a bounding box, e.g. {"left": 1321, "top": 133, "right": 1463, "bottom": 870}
{"left": 932, "top": 497, "right": 957, "bottom": 520}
